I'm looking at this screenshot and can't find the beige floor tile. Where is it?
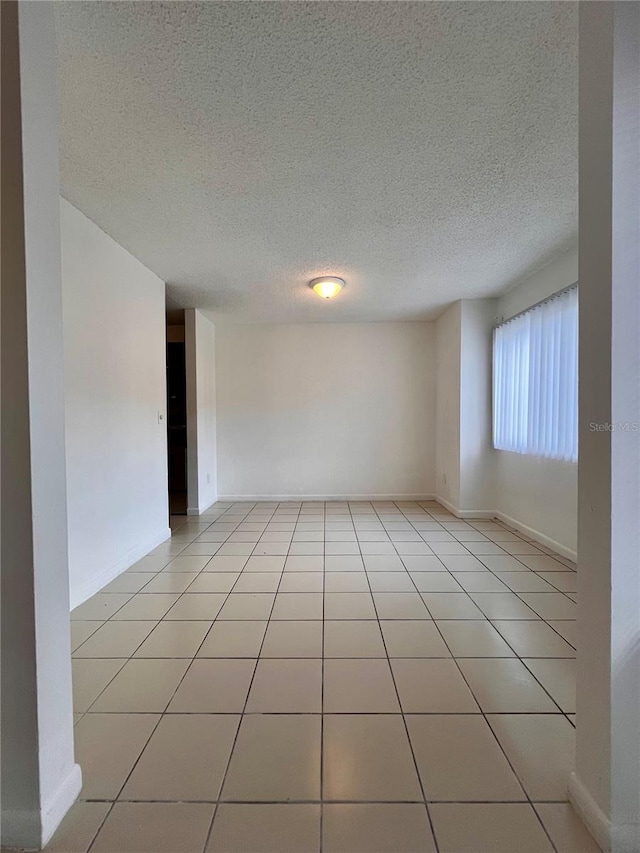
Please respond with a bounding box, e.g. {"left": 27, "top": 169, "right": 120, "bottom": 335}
{"left": 380, "top": 620, "right": 450, "bottom": 657}
{"left": 436, "top": 620, "right": 516, "bottom": 657}
{"left": 420, "top": 592, "right": 484, "bottom": 619}
{"left": 488, "top": 714, "right": 575, "bottom": 799}
{"left": 208, "top": 804, "right": 320, "bottom": 853}
{"left": 70, "top": 621, "right": 103, "bottom": 652}
{"left": 121, "top": 714, "right": 239, "bottom": 801}
{"left": 271, "top": 592, "right": 323, "bottom": 619}
{"left": 324, "top": 620, "right": 386, "bottom": 657}
{"left": 324, "top": 572, "right": 370, "bottom": 592}
{"left": 401, "top": 556, "right": 445, "bottom": 572}
{"left": 203, "top": 555, "right": 249, "bottom": 572}
{"left": 323, "top": 803, "right": 435, "bottom": 853}
{"left": 430, "top": 803, "right": 554, "bottom": 853}
{"left": 468, "top": 592, "right": 539, "bottom": 619}
{"left": 492, "top": 620, "right": 576, "bottom": 657}
{"left": 128, "top": 555, "right": 172, "bottom": 573}
{"left": 217, "top": 543, "right": 255, "bottom": 556}
{"left": 91, "top": 659, "right": 189, "bottom": 712}
{"left": 457, "top": 658, "right": 559, "bottom": 712}
{"left": 222, "top": 715, "right": 321, "bottom": 801}
{"left": 407, "top": 715, "right": 525, "bottom": 801}
{"left": 537, "top": 571, "right": 577, "bottom": 592}
{"left": 110, "top": 593, "right": 179, "bottom": 621}
{"left": 410, "top": 573, "right": 464, "bottom": 593}
{"left": 519, "top": 554, "right": 568, "bottom": 571}
{"left": 168, "top": 659, "right": 255, "bottom": 712}
{"left": 217, "top": 593, "right": 275, "bottom": 620}
{"left": 232, "top": 572, "right": 281, "bottom": 593}
{"left": 91, "top": 802, "right": 214, "bottom": 853}
{"left": 72, "top": 621, "right": 157, "bottom": 659}
{"left": 523, "top": 658, "right": 576, "bottom": 712}
{"left": 477, "top": 554, "right": 528, "bottom": 572}
{"left": 283, "top": 555, "right": 324, "bottom": 572}
{"left": 519, "top": 592, "right": 577, "bottom": 620}
{"left": 324, "top": 555, "right": 365, "bottom": 572}
{"left": 289, "top": 542, "right": 324, "bottom": 555}
{"left": 260, "top": 620, "right": 323, "bottom": 657}
{"left": 72, "top": 659, "right": 127, "bottom": 711}
{"left": 71, "top": 594, "right": 132, "bottom": 621}
{"left": 367, "top": 571, "right": 416, "bottom": 592}
{"left": 451, "top": 572, "right": 510, "bottom": 593}
{"left": 164, "top": 593, "right": 227, "bottom": 620}
{"left": 133, "top": 620, "right": 211, "bottom": 657}
{"left": 198, "top": 620, "right": 267, "bottom": 657}
{"left": 180, "top": 543, "right": 223, "bottom": 556}
{"left": 44, "top": 801, "right": 110, "bottom": 853}
{"left": 324, "top": 659, "right": 400, "bottom": 712}
{"left": 323, "top": 715, "right": 422, "bottom": 801}
{"left": 392, "top": 659, "right": 479, "bottom": 712}
{"left": 246, "top": 658, "right": 322, "bottom": 711}
{"left": 278, "top": 572, "right": 324, "bottom": 592}
{"left": 534, "top": 803, "right": 602, "bottom": 853}
{"left": 548, "top": 619, "right": 577, "bottom": 647}
{"left": 324, "top": 592, "right": 376, "bottom": 619}
{"left": 373, "top": 592, "right": 431, "bottom": 619}
{"left": 75, "top": 713, "right": 159, "bottom": 799}
{"left": 494, "top": 571, "right": 558, "bottom": 592}
{"left": 141, "top": 572, "right": 199, "bottom": 593}
{"left": 363, "top": 555, "right": 406, "bottom": 571}
{"left": 245, "top": 555, "right": 286, "bottom": 572}
{"left": 438, "top": 555, "right": 488, "bottom": 572}
{"left": 186, "top": 573, "right": 240, "bottom": 593}
{"left": 102, "top": 573, "right": 156, "bottom": 594}
{"left": 163, "top": 555, "right": 212, "bottom": 572}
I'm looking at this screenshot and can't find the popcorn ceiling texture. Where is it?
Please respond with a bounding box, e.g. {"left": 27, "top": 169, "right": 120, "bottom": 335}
{"left": 56, "top": 1, "right": 577, "bottom": 323}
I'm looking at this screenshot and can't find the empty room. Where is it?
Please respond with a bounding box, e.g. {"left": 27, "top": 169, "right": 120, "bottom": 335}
{"left": 2, "top": 2, "right": 638, "bottom": 853}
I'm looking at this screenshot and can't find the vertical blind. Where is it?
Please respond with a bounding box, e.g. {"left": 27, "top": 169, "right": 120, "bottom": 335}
{"left": 493, "top": 286, "right": 578, "bottom": 462}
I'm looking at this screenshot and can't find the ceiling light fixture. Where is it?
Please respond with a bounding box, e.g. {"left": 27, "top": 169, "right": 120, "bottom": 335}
{"left": 309, "top": 276, "right": 345, "bottom": 299}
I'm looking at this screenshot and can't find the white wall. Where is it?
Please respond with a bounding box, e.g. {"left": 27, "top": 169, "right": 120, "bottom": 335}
{"left": 215, "top": 323, "right": 435, "bottom": 499}
{"left": 435, "top": 303, "right": 461, "bottom": 508}
{"left": 494, "top": 247, "right": 578, "bottom": 557}
{"left": 61, "top": 199, "right": 170, "bottom": 607}
{"left": 185, "top": 309, "right": 218, "bottom": 513}
{"left": 1, "top": 4, "right": 79, "bottom": 846}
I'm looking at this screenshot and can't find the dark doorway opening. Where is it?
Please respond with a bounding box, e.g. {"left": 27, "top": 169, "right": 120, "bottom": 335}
{"left": 166, "top": 329, "right": 187, "bottom": 515}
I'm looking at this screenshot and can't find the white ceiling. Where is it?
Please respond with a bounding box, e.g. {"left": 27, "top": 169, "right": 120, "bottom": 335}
{"left": 55, "top": 1, "right": 577, "bottom": 323}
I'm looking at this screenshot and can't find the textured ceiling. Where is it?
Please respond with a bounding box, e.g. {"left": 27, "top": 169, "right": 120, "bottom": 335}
{"left": 56, "top": 1, "right": 577, "bottom": 323}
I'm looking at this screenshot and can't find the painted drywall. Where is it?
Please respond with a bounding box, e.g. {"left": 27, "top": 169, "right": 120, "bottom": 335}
{"left": 459, "top": 300, "right": 497, "bottom": 512}
{"left": 215, "top": 323, "right": 435, "bottom": 499}
{"left": 573, "top": 6, "right": 640, "bottom": 851}
{"left": 1, "top": 4, "right": 79, "bottom": 846}
{"left": 494, "top": 247, "right": 578, "bottom": 556}
{"left": 435, "top": 303, "right": 462, "bottom": 508}
{"left": 61, "top": 198, "right": 170, "bottom": 608}
{"left": 185, "top": 309, "right": 218, "bottom": 513}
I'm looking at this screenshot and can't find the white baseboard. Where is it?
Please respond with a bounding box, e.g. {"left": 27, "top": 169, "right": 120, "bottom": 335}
{"left": 216, "top": 493, "right": 437, "bottom": 502}
{"left": 2, "top": 763, "right": 82, "bottom": 850}
{"left": 495, "top": 510, "right": 577, "bottom": 562}
{"left": 434, "top": 495, "right": 497, "bottom": 519}
{"left": 69, "top": 526, "right": 171, "bottom": 610}
{"left": 568, "top": 771, "right": 611, "bottom": 852}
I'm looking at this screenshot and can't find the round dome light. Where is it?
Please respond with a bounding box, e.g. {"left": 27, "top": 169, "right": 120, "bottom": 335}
{"left": 309, "top": 276, "right": 345, "bottom": 299}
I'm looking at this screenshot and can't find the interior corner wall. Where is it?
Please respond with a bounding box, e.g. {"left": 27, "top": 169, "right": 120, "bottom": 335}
{"left": 435, "top": 303, "right": 462, "bottom": 509}
{"left": 459, "top": 299, "right": 497, "bottom": 513}
{"left": 215, "top": 323, "right": 435, "bottom": 500}
{"left": 61, "top": 199, "right": 170, "bottom": 608}
{"left": 185, "top": 309, "right": 218, "bottom": 514}
{"left": 494, "top": 247, "right": 579, "bottom": 557}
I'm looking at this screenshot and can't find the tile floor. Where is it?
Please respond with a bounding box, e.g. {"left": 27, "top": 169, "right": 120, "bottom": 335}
{"left": 46, "top": 500, "right": 600, "bottom": 853}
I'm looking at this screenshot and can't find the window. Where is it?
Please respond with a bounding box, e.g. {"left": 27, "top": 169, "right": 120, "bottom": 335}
{"left": 493, "top": 286, "right": 578, "bottom": 462}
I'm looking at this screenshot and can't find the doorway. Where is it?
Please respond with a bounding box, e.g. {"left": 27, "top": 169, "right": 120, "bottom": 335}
{"left": 166, "top": 317, "right": 187, "bottom": 514}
